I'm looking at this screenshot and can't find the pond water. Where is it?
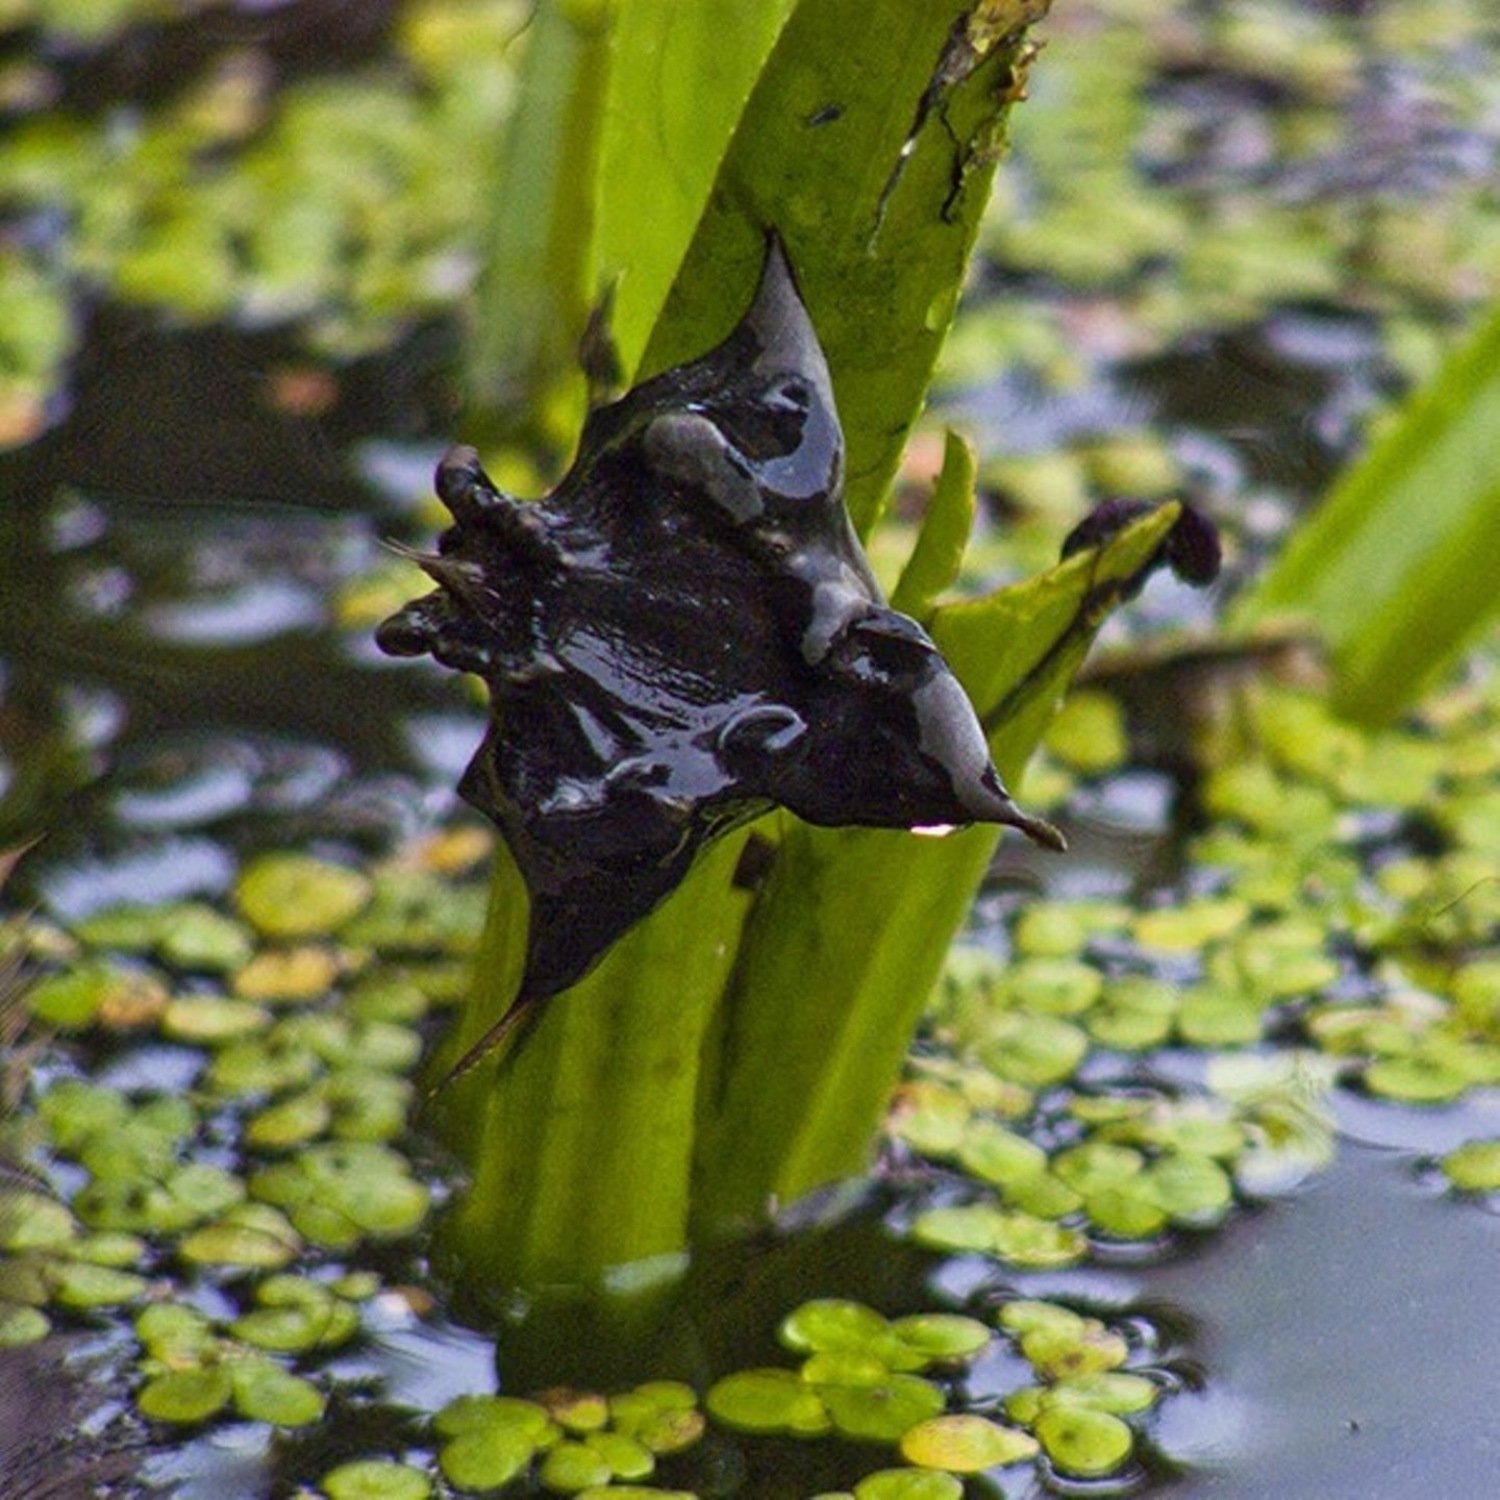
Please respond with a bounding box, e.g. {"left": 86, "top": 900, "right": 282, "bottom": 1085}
{"left": 3, "top": 2, "right": 1500, "bottom": 1497}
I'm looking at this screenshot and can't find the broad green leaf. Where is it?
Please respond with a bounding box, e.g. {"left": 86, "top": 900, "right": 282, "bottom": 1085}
{"left": 1238, "top": 297, "right": 1500, "bottom": 723}
{"left": 693, "top": 505, "right": 1180, "bottom": 1227}
{"left": 643, "top": 0, "right": 1052, "bottom": 535}
{"left": 431, "top": 834, "right": 751, "bottom": 1290}
{"left": 890, "top": 430, "right": 977, "bottom": 617}
{"left": 465, "top": 1, "right": 611, "bottom": 441}
{"left": 591, "top": 2, "right": 797, "bottom": 380}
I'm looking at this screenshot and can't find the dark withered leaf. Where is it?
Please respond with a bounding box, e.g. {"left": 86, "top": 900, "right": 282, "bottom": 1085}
{"left": 378, "top": 237, "right": 1060, "bottom": 1079}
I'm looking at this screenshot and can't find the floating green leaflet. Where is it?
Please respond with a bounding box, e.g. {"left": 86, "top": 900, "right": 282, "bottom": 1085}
{"left": 1033, "top": 1405, "right": 1134, "bottom": 1477}
{"left": 230, "top": 1357, "right": 326, "bottom": 1426}
{"left": 900, "top": 1414, "right": 1039, "bottom": 1471}
{"left": 235, "top": 852, "right": 373, "bottom": 938}
{"left": 321, "top": 1459, "right": 433, "bottom": 1500}
{"left": 1441, "top": 1139, "right": 1500, "bottom": 1192}
{"left": 853, "top": 1471, "right": 963, "bottom": 1500}
{"left": 137, "top": 1366, "right": 235, "bottom": 1425}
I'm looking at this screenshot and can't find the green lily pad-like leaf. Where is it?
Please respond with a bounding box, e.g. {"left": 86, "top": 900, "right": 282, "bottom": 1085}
{"left": 957, "top": 1120, "right": 1049, "bottom": 1187}
{"left": 435, "top": 1392, "right": 556, "bottom": 1441}
{"left": 439, "top": 1426, "right": 536, "bottom": 1492}
{"left": 912, "top": 1205, "right": 1087, "bottom": 1268}
{"left": 36, "top": 1079, "right": 131, "bottom": 1151}
{"left": 249, "top": 1141, "right": 428, "bottom": 1248}
{"left": 608, "top": 1386, "right": 704, "bottom": 1455}
{"left": 162, "top": 995, "right": 273, "bottom": 1045}
{"left": 231, "top": 1275, "right": 360, "bottom": 1354}
{"left": 1440, "top": 1138, "right": 1500, "bottom": 1192}
{"left": 887, "top": 1081, "right": 972, "bottom": 1156}
{"left": 990, "top": 1211, "right": 1089, "bottom": 1268}
{"left": 0, "top": 1303, "right": 50, "bottom": 1346}
{"left": 1133, "top": 897, "right": 1249, "bottom": 953}
{"left": 852, "top": 1470, "right": 963, "bottom": 1500}
{"left": 1086, "top": 1003, "right": 1176, "bottom": 1052}
{"left": 543, "top": 1390, "right": 611, "bottom": 1433}
{"left": 137, "top": 1365, "right": 235, "bottom": 1425}
{"left": 585, "top": 1430, "right": 655, "bottom": 1482}
{"left": 207, "top": 1034, "right": 323, "bottom": 1096}
{"left": 230, "top": 1356, "right": 326, "bottom": 1426}
{"left": 1364, "top": 1052, "right": 1471, "bottom": 1104}
{"left": 340, "top": 869, "right": 488, "bottom": 955}
{"left": 28, "top": 963, "right": 163, "bottom": 1030}
{"left": 278, "top": 1013, "right": 424, "bottom": 1074}
{"left": 1083, "top": 1187, "right": 1169, "bottom": 1242}
{"left": 245, "top": 1089, "right": 334, "bottom": 1150}
{"left": 1018, "top": 1320, "right": 1129, "bottom": 1381}
{"left": 802, "top": 1350, "right": 891, "bottom": 1388}
{"left": 996, "top": 1301, "right": 1085, "bottom": 1338}
{"left": 155, "top": 903, "right": 255, "bottom": 971}
{"left": 233, "top": 943, "right": 342, "bottom": 1004}
{"left": 781, "top": 1298, "right": 891, "bottom": 1356}
{"left": 1033, "top": 1404, "right": 1135, "bottom": 1478}
{"left": 819, "top": 1373, "right": 945, "bottom": 1444}
{"left": 538, "top": 1438, "right": 613, "bottom": 1492}
{"left": 64, "top": 1230, "right": 149, "bottom": 1268}
{"left": 179, "top": 1203, "right": 302, "bottom": 1269}
{"left": 322, "top": 1070, "right": 417, "bottom": 1142}
{"left": 136, "top": 1300, "right": 219, "bottom": 1364}
{"left": 0, "top": 1256, "right": 49, "bottom": 1313}
{"left": 887, "top": 1313, "right": 992, "bottom": 1366}
{"left": 974, "top": 1013, "right": 1090, "bottom": 1089}
{"left": 49, "top": 1261, "right": 148, "bottom": 1308}
{"left": 900, "top": 1413, "right": 1040, "bottom": 1471}
{"left": 0, "top": 1190, "right": 75, "bottom": 1251}
{"left": 76, "top": 1161, "right": 245, "bottom": 1236}
{"left": 1052, "top": 1142, "right": 1144, "bottom": 1196}
{"left": 1004, "top": 1171, "right": 1085, "bottom": 1221}
{"left": 235, "top": 852, "right": 373, "bottom": 939}
{"left": 321, "top": 1458, "right": 433, "bottom": 1500}
{"left": 1176, "top": 985, "right": 1268, "bottom": 1048}
{"left": 706, "top": 1368, "right": 831, "bottom": 1436}
{"left": 1051, "top": 1372, "right": 1161, "bottom": 1416}
{"left": 1142, "top": 1153, "right": 1234, "bottom": 1227}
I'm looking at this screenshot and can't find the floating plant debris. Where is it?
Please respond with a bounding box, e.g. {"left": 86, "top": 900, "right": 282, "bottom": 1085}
{"left": 377, "top": 237, "right": 1063, "bottom": 1078}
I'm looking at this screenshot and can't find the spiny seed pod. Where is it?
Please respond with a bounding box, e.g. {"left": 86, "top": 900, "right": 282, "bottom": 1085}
{"left": 378, "top": 236, "right": 1062, "bottom": 1080}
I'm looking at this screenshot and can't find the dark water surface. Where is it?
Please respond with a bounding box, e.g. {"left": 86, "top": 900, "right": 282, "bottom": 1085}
{"left": 4, "top": 2, "right": 1500, "bottom": 1496}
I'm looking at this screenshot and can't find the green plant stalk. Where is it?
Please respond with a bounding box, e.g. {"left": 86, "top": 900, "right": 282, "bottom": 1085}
{"left": 692, "top": 506, "right": 1181, "bottom": 1231}
{"left": 589, "top": 1, "right": 797, "bottom": 380}
{"left": 465, "top": 0, "right": 613, "bottom": 446}
{"left": 1236, "top": 297, "right": 1500, "bottom": 724}
{"left": 644, "top": 0, "right": 1052, "bottom": 536}
{"left": 435, "top": 0, "right": 1059, "bottom": 1294}
{"left": 432, "top": 834, "right": 753, "bottom": 1301}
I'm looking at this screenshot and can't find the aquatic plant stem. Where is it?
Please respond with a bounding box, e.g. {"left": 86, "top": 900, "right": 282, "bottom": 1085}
{"left": 431, "top": 836, "right": 753, "bottom": 1301}
{"left": 691, "top": 508, "right": 1182, "bottom": 1231}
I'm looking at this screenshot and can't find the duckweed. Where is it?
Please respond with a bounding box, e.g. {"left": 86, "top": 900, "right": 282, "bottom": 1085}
{"left": 234, "top": 852, "right": 373, "bottom": 939}
{"left": 1440, "top": 1139, "right": 1500, "bottom": 1193}
{"left": 899, "top": 1414, "right": 1039, "bottom": 1471}
{"left": 321, "top": 1459, "right": 434, "bottom": 1500}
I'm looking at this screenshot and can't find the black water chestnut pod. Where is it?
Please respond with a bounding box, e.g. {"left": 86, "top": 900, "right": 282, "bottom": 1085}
{"left": 377, "top": 237, "right": 1062, "bottom": 1071}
